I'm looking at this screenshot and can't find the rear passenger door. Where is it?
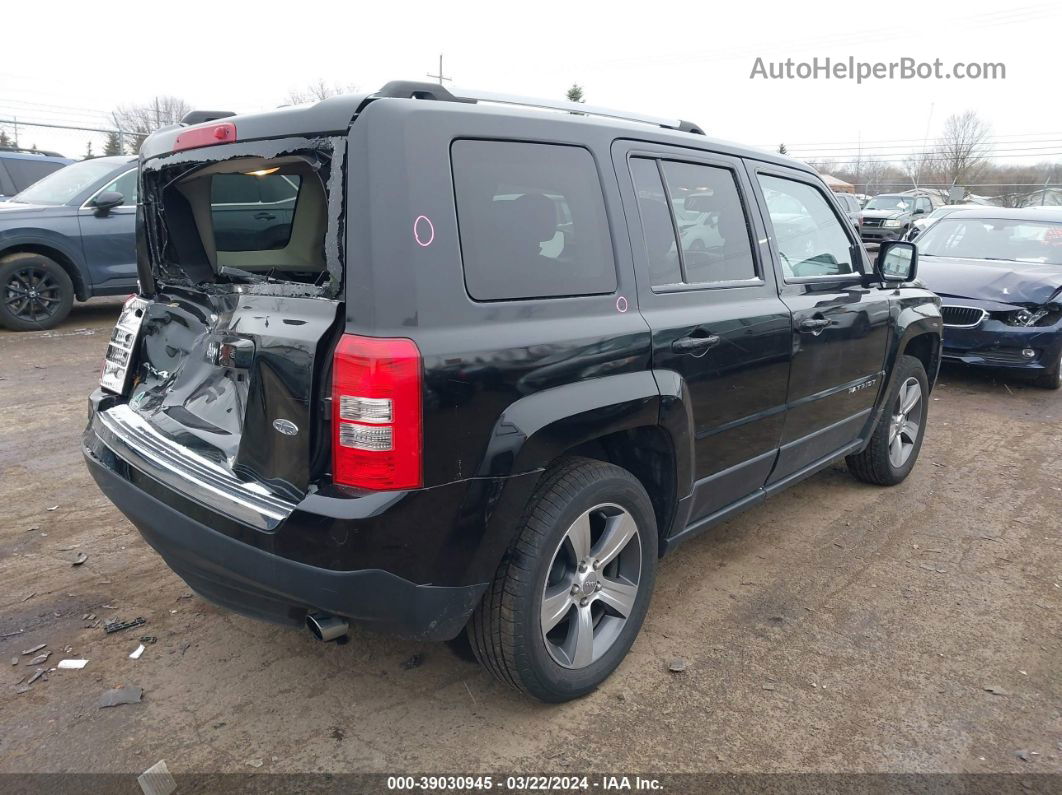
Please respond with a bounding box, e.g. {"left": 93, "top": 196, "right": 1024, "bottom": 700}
{"left": 613, "top": 143, "right": 792, "bottom": 528}
{"left": 747, "top": 166, "right": 891, "bottom": 486}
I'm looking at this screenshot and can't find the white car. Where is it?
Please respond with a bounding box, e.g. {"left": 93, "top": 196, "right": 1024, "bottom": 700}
{"left": 907, "top": 204, "right": 983, "bottom": 240}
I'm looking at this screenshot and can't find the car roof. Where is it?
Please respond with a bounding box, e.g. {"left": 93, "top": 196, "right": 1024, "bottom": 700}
{"left": 939, "top": 206, "right": 1062, "bottom": 221}
{"left": 140, "top": 82, "right": 815, "bottom": 175}
{"left": 0, "top": 149, "right": 74, "bottom": 163}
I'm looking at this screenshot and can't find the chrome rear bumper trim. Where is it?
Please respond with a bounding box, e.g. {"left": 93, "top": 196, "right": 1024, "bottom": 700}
{"left": 95, "top": 404, "right": 294, "bottom": 530}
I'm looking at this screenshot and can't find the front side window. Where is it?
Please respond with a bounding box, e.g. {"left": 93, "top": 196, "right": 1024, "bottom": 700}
{"left": 452, "top": 140, "right": 616, "bottom": 301}
{"left": 97, "top": 169, "right": 138, "bottom": 206}
{"left": 758, "top": 174, "right": 855, "bottom": 279}
{"left": 630, "top": 157, "right": 757, "bottom": 288}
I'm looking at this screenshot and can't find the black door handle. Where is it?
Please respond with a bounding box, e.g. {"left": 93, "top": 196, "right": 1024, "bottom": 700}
{"left": 254, "top": 212, "right": 276, "bottom": 221}
{"left": 672, "top": 334, "right": 721, "bottom": 355}
{"left": 799, "top": 317, "right": 831, "bottom": 333}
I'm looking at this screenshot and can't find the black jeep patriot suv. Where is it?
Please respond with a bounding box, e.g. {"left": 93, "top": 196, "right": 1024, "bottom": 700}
{"left": 84, "top": 82, "right": 942, "bottom": 702}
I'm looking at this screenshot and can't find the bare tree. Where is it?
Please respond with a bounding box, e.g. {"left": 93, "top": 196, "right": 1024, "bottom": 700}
{"left": 934, "top": 110, "right": 992, "bottom": 187}
{"left": 285, "top": 79, "right": 358, "bottom": 105}
{"left": 112, "top": 96, "right": 192, "bottom": 154}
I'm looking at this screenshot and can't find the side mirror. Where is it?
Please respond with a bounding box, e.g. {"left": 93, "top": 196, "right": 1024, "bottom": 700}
{"left": 876, "top": 240, "right": 918, "bottom": 283}
{"left": 912, "top": 207, "right": 926, "bottom": 215}
{"left": 92, "top": 190, "right": 125, "bottom": 214}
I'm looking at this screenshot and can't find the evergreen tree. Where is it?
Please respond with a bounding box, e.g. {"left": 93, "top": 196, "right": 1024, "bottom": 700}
{"left": 778, "top": 143, "right": 788, "bottom": 155}
{"left": 566, "top": 84, "right": 585, "bottom": 103}
{"left": 103, "top": 130, "right": 124, "bottom": 156}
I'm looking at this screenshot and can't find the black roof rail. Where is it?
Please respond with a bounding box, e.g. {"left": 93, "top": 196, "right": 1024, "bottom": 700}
{"left": 180, "top": 110, "right": 237, "bottom": 126}
{"left": 370, "top": 81, "right": 704, "bottom": 135}
{"left": 374, "top": 80, "right": 475, "bottom": 103}
{"left": 0, "top": 146, "right": 66, "bottom": 157}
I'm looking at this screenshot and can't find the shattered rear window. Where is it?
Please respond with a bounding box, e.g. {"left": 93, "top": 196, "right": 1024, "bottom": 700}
{"left": 139, "top": 136, "right": 345, "bottom": 297}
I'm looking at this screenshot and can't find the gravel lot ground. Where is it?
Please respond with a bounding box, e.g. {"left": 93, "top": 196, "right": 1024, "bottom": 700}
{"left": 1, "top": 298, "right": 1059, "bottom": 777}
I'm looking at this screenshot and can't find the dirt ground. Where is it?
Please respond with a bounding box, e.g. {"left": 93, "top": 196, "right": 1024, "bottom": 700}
{"left": 1, "top": 297, "right": 1059, "bottom": 777}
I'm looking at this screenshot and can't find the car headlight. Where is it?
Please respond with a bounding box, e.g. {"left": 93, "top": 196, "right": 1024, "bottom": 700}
{"left": 1005, "top": 308, "right": 1047, "bottom": 327}
{"left": 883, "top": 219, "right": 902, "bottom": 228}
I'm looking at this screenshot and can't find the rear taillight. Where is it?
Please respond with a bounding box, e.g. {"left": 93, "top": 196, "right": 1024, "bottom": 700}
{"left": 100, "top": 295, "right": 147, "bottom": 395}
{"left": 173, "top": 122, "right": 236, "bottom": 152}
{"left": 331, "top": 334, "right": 422, "bottom": 490}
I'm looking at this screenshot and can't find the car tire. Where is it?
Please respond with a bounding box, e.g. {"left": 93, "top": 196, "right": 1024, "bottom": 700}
{"left": 1034, "top": 352, "right": 1062, "bottom": 390}
{"left": 0, "top": 252, "right": 75, "bottom": 331}
{"left": 467, "top": 457, "right": 657, "bottom": 702}
{"left": 846, "top": 355, "right": 929, "bottom": 486}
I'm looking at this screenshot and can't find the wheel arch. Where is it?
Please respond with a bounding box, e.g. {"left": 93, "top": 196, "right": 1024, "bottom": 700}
{"left": 467, "top": 371, "right": 694, "bottom": 583}
{"left": 0, "top": 243, "right": 89, "bottom": 301}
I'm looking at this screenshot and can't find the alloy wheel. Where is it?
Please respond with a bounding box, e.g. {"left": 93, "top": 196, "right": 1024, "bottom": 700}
{"left": 888, "top": 376, "right": 922, "bottom": 468}
{"left": 4, "top": 266, "right": 62, "bottom": 324}
{"left": 540, "top": 503, "right": 642, "bottom": 669}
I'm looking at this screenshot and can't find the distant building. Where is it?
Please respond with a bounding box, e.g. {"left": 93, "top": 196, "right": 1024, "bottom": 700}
{"left": 820, "top": 173, "right": 855, "bottom": 193}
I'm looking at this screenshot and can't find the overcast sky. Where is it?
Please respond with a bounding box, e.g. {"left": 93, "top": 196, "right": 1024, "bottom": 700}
{"left": 2, "top": 0, "right": 1059, "bottom": 167}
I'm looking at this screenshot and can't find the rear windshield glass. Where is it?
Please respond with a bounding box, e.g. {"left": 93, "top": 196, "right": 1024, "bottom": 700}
{"left": 139, "top": 138, "right": 342, "bottom": 295}
{"left": 452, "top": 140, "right": 617, "bottom": 301}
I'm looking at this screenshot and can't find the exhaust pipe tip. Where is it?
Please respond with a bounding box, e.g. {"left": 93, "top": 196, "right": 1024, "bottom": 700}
{"left": 306, "top": 611, "right": 349, "bottom": 642}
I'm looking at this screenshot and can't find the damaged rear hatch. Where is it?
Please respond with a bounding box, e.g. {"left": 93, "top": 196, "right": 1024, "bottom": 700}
{"left": 96, "top": 128, "right": 348, "bottom": 527}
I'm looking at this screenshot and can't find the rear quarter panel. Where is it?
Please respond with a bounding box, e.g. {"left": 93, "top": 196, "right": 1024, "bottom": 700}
{"left": 344, "top": 99, "right": 657, "bottom": 488}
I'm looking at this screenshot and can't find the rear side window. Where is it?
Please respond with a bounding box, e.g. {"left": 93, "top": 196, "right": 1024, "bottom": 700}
{"left": 210, "top": 174, "right": 301, "bottom": 251}
{"left": 452, "top": 140, "right": 616, "bottom": 301}
{"left": 629, "top": 157, "right": 757, "bottom": 288}
{"left": 5, "top": 158, "right": 65, "bottom": 192}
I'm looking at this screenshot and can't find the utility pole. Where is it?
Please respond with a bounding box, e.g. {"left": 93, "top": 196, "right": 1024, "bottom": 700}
{"left": 427, "top": 53, "right": 452, "bottom": 86}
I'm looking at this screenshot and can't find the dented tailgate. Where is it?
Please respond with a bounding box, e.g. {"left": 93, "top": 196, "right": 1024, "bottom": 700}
{"left": 126, "top": 288, "right": 339, "bottom": 500}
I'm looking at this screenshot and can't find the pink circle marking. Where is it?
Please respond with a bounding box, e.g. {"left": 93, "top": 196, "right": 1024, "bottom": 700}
{"left": 616, "top": 295, "right": 629, "bottom": 313}
{"left": 413, "top": 215, "right": 435, "bottom": 247}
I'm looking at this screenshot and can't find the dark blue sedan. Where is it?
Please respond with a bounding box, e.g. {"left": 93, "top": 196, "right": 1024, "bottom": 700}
{"left": 0, "top": 156, "right": 138, "bottom": 330}
{"left": 916, "top": 206, "right": 1062, "bottom": 389}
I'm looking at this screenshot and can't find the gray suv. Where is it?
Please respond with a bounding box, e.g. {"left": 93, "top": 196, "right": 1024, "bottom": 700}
{"left": 860, "top": 193, "right": 933, "bottom": 243}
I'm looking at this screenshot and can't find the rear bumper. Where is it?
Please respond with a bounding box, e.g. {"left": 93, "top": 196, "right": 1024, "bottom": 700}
{"left": 84, "top": 446, "right": 487, "bottom": 639}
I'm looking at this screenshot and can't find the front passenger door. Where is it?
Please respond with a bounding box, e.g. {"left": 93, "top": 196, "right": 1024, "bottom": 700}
{"left": 77, "top": 168, "right": 138, "bottom": 292}
{"left": 749, "top": 168, "right": 891, "bottom": 486}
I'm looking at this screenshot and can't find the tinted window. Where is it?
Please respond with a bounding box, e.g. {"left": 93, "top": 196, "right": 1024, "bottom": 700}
{"left": 210, "top": 174, "right": 301, "bottom": 251}
{"left": 452, "top": 140, "right": 616, "bottom": 300}
{"left": 758, "top": 175, "right": 855, "bottom": 278}
{"left": 630, "top": 158, "right": 757, "bottom": 287}
{"left": 4, "top": 159, "right": 65, "bottom": 192}
{"left": 661, "top": 161, "right": 756, "bottom": 284}
{"left": 629, "top": 158, "right": 681, "bottom": 286}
